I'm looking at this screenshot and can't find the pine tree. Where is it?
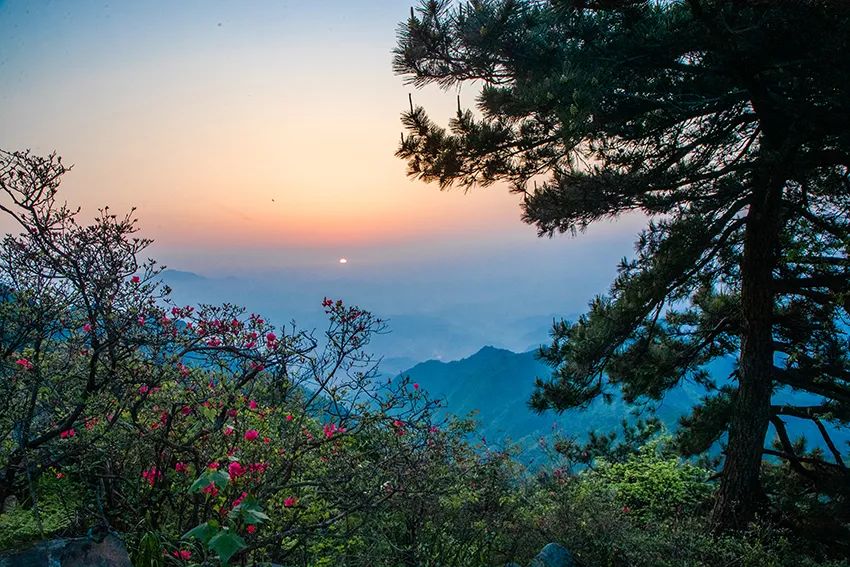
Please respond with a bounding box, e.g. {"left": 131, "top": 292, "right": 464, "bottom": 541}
{"left": 394, "top": 0, "right": 850, "bottom": 533}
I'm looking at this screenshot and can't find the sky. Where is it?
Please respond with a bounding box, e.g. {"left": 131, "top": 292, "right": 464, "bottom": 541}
{"left": 0, "top": 0, "right": 644, "bottom": 361}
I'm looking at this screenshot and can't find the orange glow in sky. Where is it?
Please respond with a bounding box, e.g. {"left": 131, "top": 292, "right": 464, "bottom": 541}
{"left": 0, "top": 0, "right": 529, "bottom": 257}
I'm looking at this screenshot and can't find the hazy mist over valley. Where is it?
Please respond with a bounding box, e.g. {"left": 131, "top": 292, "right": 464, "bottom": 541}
{"left": 159, "top": 222, "right": 639, "bottom": 366}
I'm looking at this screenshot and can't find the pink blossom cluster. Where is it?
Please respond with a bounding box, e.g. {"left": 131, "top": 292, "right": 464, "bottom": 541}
{"left": 171, "top": 549, "right": 191, "bottom": 561}
{"left": 141, "top": 467, "right": 162, "bottom": 486}
{"left": 323, "top": 422, "right": 346, "bottom": 439}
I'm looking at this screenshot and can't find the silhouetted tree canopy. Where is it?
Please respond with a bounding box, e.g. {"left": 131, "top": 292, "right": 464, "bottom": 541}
{"left": 394, "top": 0, "right": 850, "bottom": 537}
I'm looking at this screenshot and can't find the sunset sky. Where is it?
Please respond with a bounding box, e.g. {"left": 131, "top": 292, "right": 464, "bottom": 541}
{"left": 0, "top": 0, "right": 644, "bottom": 273}
{"left": 2, "top": 2, "right": 506, "bottom": 264}
{"left": 1, "top": 0, "right": 645, "bottom": 359}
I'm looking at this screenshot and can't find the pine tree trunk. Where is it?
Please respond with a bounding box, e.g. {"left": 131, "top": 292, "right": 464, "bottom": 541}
{"left": 711, "top": 177, "right": 782, "bottom": 530}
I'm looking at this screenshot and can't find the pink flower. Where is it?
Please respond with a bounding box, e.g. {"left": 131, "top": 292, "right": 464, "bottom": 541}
{"left": 60, "top": 428, "right": 76, "bottom": 439}
{"left": 175, "top": 462, "right": 188, "bottom": 474}
{"left": 413, "top": 383, "right": 419, "bottom": 390}
{"left": 227, "top": 408, "right": 238, "bottom": 418}
{"left": 283, "top": 496, "right": 297, "bottom": 508}
{"left": 180, "top": 405, "right": 192, "bottom": 416}
{"left": 248, "top": 400, "right": 258, "bottom": 410}
{"left": 323, "top": 422, "right": 345, "bottom": 439}
{"left": 82, "top": 323, "right": 92, "bottom": 333}
{"left": 223, "top": 425, "right": 234, "bottom": 436}
{"left": 285, "top": 414, "right": 294, "bottom": 422}
{"left": 263, "top": 436, "right": 271, "bottom": 444}
{"left": 207, "top": 462, "right": 220, "bottom": 471}
{"left": 392, "top": 420, "right": 406, "bottom": 436}
{"left": 246, "top": 524, "right": 256, "bottom": 534}
{"left": 55, "top": 472, "right": 65, "bottom": 479}
{"left": 232, "top": 491, "right": 248, "bottom": 509}
{"left": 244, "top": 429, "right": 259, "bottom": 441}
{"left": 138, "top": 384, "right": 149, "bottom": 394}
{"left": 131, "top": 275, "right": 141, "bottom": 284}
{"left": 15, "top": 358, "right": 33, "bottom": 370}
{"left": 141, "top": 467, "right": 162, "bottom": 486}
{"left": 172, "top": 550, "right": 192, "bottom": 561}
{"left": 137, "top": 316, "right": 145, "bottom": 326}
{"left": 228, "top": 461, "right": 246, "bottom": 479}
{"left": 201, "top": 482, "right": 219, "bottom": 497}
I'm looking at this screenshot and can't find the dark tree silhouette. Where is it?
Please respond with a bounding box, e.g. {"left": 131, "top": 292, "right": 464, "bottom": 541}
{"left": 393, "top": 0, "right": 850, "bottom": 532}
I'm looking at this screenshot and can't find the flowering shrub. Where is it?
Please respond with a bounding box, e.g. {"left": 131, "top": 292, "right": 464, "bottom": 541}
{"left": 0, "top": 151, "right": 446, "bottom": 565}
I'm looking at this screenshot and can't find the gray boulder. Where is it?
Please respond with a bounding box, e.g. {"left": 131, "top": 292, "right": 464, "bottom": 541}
{"left": 528, "top": 543, "right": 576, "bottom": 567}
{"left": 0, "top": 534, "right": 132, "bottom": 567}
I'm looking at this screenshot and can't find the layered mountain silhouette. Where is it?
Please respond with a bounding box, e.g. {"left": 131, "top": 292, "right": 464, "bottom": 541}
{"left": 397, "top": 346, "right": 702, "bottom": 462}
{"left": 397, "top": 346, "right": 848, "bottom": 463}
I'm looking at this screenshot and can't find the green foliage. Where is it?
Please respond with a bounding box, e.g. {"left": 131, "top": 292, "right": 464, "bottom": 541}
{"left": 189, "top": 470, "right": 230, "bottom": 493}
{"left": 182, "top": 522, "right": 218, "bottom": 546}
{"left": 530, "top": 458, "right": 848, "bottom": 567}
{"left": 588, "top": 441, "right": 713, "bottom": 521}
{"left": 0, "top": 472, "right": 81, "bottom": 550}
{"left": 0, "top": 501, "right": 73, "bottom": 550}
{"left": 207, "top": 530, "right": 247, "bottom": 567}
{"left": 131, "top": 532, "right": 166, "bottom": 567}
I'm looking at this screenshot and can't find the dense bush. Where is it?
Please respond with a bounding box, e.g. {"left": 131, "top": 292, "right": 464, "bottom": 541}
{"left": 526, "top": 439, "right": 848, "bottom": 567}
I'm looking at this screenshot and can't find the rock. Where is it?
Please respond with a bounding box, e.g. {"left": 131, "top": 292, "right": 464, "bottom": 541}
{"left": 1, "top": 496, "right": 17, "bottom": 513}
{"left": 528, "top": 543, "right": 576, "bottom": 567}
{"left": 0, "top": 534, "right": 132, "bottom": 567}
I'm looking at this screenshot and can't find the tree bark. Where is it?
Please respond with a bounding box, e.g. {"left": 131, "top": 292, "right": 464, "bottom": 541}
{"left": 711, "top": 169, "right": 783, "bottom": 530}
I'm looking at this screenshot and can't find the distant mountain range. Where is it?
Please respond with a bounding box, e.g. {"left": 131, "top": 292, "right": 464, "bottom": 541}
{"left": 396, "top": 346, "right": 849, "bottom": 464}
{"left": 396, "top": 346, "right": 705, "bottom": 464}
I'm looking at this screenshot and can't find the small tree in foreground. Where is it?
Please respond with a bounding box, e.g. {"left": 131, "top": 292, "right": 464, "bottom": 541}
{"left": 394, "top": 0, "right": 850, "bottom": 534}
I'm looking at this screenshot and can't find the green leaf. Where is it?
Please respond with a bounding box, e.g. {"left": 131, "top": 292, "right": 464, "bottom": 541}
{"left": 208, "top": 530, "right": 247, "bottom": 566}
{"left": 228, "top": 496, "right": 270, "bottom": 525}
{"left": 189, "top": 469, "right": 230, "bottom": 493}
{"left": 181, "top": 521, "right": 219, "bottom": 544}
